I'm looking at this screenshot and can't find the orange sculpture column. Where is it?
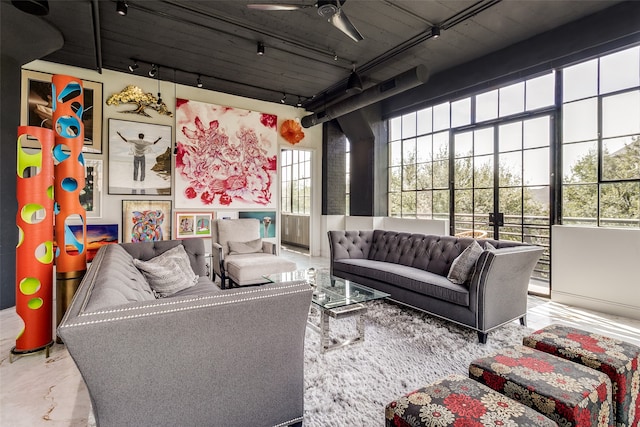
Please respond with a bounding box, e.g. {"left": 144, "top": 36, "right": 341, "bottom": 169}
{"left": 51, "top": 75, "right": 87, "bottom": 332}
{"left": 12, "top": 126, "right": 55, "bottom": 360}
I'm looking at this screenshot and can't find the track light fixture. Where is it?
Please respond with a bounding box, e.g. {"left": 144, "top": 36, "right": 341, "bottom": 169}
{"left": 297, "top": 96, "right": 302, "bottom": 107}
{"left": 346, "top": 63, "right": 363, "bottom": 94}
{"left": 128, "top": 61, "right": 138, "bottom": 72}
{"left": 280, "top": 93, "right": 287, "bottom": 104}
{"left": 148, "top": 64, "right": 157, "bottom": 77}
{"left": 257, "top": 42, "right": 265, "bottom": 56}
{"left": 196, "top": 75, "right": 203, "bottom": 88}
{"left": 431, "top": 26, "right": 440, "bottom": 38}
{"left": 116, "top": 0, "right": 128, "bottom": 16}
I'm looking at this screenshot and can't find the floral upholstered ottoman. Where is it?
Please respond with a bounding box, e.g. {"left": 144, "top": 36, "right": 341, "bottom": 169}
{"left": 523, "top": 324, "right": 640, "bottom": 426}
{"left": 385, "top": 374, "right": 557, "bottom": 427}
{"left": 469, "top": 345, "right": 614, "bottom": 426}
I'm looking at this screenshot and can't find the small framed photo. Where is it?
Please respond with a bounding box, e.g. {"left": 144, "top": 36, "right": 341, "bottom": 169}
{"left": 82, "top": 158, "right": 103, "bottom": 218}
{"left": 175, "top": 212, "right": 213, "bottom": 239}
{"left": 239, "top": 211, "right": 276, "bottom": 238}
{"left": 122, "top": 200, "right": 172, "bottom": 243}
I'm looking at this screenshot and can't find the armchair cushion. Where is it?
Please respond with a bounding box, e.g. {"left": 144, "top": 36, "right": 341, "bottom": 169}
{"left": 229, "top": 238, "right": 263, "bottom": 254}
{"left": 133, "top": 245, "right": 198, "bottom": 297}
{"left": 217, "top": 218, "right": 261, "bottom": 255}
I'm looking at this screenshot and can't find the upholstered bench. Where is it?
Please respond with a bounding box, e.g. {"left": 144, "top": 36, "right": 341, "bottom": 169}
{"left": 385, "top": 374, "right": 557, "bottom": 427}
{"left": 469, "top": 345, "right": 614, "bottom": 426}
{"left": 225, "top": 256, "right": 296, "bottom": 287}
{"left": 523, "top": 324, "right": 640, "bottom": 427}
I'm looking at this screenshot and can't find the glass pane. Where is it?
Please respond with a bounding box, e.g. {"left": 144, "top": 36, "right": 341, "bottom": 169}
{"left": 562, "top": 98, "right": 598, "bottom": 142}
{"left": 523, "top": 116, "right": 550, "bottom": 149}
{"left": 499, "top": 82, "right": 525, "bottom": 117}
{"left": 526, "top": 72, "right": 555, "bottom": 110}
{"left": 417, "top": 191, "right": 433, "bottom": 218}
{"left": 523, "top": 148, "right": 549, "bottom": 185}
{"left": 562, "top": 141, "right": 597, "bottom": 184}
{"left": 602, "top": 90, "right": 640, "bottom": 138}
{"left": 389, "top": 140, "right": 402, "bottom": 166}
{"left": 417, "top": 163, "right": 432, "bottom": 190}
{"left": 600, "top": 182, "right": 640, "bottom": 227}
{"left": 499, "top": 121, "right": 522, "bottom": 152}
{"left": 402, "top": 138, "right": 416, "bottom": 165}
{"left": 474, "top": 155, "right": 494, "bottom": 188}
{"left": 454, "top": 158, "right": 472, "bottom": 189}
{"left": 388, "top": 167, "right": 401, "bottom": 192}
{"left": 451, "top": 97, "right": 471, "bottom": 127}
{"left": 602, "top": 136, "right": 640, "bottom": 180}
{"left": 345, "top": 152, "right": 350, "bottom": 174}
{"left": 563, "top": 59, "right": 597, "bottom": 102}
{"left": 433, "top": 102, "right": 450, "bottom": 131}
{"left": 474, "top": 188, "right": 493, "bottom": 218}
{"left": 476, "top": 90, "right": 498, "bottom": 122}
{"left": 499, "top": 187, "right": 522, "bottom": 225}
{"left": 292, "top": 163, "right": 298, "bottom": 180}
{"left": 433, "top": 131, "right": 449, "bottom": 160}
{"left": 499, "top": 151, "right": 522, "bottom": 186}
{"left": 562, "top": 183, "right": 597, "bottom": 225}
{"left": 402, "top": 164, "right": 416, "bottom": 191}
{"left": 402, "top": 192, "right": 417, "bottom": 216}
{"left": 389, "top": 116, "right": 402, "bottom": 141}
{"left": 433, "top": 190, "right": 449, "bottom": 218}
{"left": 455, "top": 190, "right": 473, "bottom": 227}
{"left": 474, "top": 127, "right": 493, "bottom": 156}
{"left": 600, "top": 47, "right": 640, "bottom": 94}
{"left": 454, "top": 131, "right": 472, "bottom": 158}
{"left": 416, "top": 135, "right": 432, "bottom": 163}
{"left": 402, "top": 113, "right": 417, "bottom": 138}
{"left": 389, "top": 193, "right": 401, "bottom": 217}
{"left": 416, "top": 107, "right": 433, "bottom": 135}
{"left": 433, "top": 160, "right": 449, "bottom": 188}
{"left": 282, "top": 165, "right": 290, "bottom": 181}
{"left": 524, "top": 186, "right": 549, "bottom": 224}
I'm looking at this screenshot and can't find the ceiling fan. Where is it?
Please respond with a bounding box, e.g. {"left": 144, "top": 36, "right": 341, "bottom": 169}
{"left": 247, "top": 0, "right": 364, "bottom": 42}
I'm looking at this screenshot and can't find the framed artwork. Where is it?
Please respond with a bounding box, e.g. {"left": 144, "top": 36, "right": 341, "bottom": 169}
{"left": 109, "top": 119, "right": 172, "bottom": 195}
{"left": 121, "top": 200, "right": 171, "bottom": 243}
{"left": 81, "top": 158, "right": 103, "bottom": 218}
{"left": 174, "top": 212, "right": 213, "bottom": 239}
{"left": 68, "top": 224, "right": 118, "bottom": 262}
{"left": 239, "top": 211, "right": 276, "bottom": 238}
{"left": 174, "top": 98, "right": 278, "bottom": 209}
{"left": 20, "top": 69, "right": 103, "bottom": 153}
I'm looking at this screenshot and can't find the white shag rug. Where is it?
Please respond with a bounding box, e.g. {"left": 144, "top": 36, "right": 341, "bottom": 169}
{"left": 302, "top": 300, "right": 532, "bottom": 427}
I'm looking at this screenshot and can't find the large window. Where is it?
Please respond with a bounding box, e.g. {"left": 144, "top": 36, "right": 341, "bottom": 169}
{"left": 562, "top": 46, "right": 640, "bottom": 227}
{"left": 281, "top": 149, "right": 311, "bottom": 214}
{"left": 345, "top": 139, "right": 350, "bottom": 215}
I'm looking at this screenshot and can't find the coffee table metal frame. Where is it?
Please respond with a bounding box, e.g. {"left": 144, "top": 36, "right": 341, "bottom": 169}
{"left": 265, "top": 269, "right": 389, "bottom": 353}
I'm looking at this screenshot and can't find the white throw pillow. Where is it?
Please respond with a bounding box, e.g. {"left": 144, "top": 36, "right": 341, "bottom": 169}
{"left": 447, "top": 240, "right": 484, "bottom": 285}
{"left": 228, "top": 238, "right": 263, "bottom": 254}
{"left": 133, "top": 245, "right": 198, "bottom": 297}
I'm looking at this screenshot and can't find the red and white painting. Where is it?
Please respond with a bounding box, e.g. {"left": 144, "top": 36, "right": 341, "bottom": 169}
{"left": 175, "top": 98, "right": 278, "bottom": 208}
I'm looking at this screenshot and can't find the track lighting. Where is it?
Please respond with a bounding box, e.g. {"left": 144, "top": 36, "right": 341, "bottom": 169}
{"left": 431, "top": 26, "right": 440, "bottom": 38}
{"left": 196, "top": 75, "right": 203, "bottom": 88}
{"left": 297, "top": 96, "right": 302, "bottom": 107}
{"left": 280, "top": 93, "right": 287, "bottom": 104}
{"left": 128, "top": 61, "right": 138, "bottom": 72}
{"left": 116, "top": 0, "right": 128, "bottom": 16}
{"left": 148, "top": 64, "right": 157, "bottom": 77}
{"left": 257, "top": 42, "right": 265, "bottom": 56}
{"left": 346, "top": 63, "right": 362, "bottom": 94}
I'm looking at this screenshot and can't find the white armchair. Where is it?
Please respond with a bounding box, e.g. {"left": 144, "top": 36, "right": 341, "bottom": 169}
{"left": 212, "top": 218, "right": 297, "bottom": 288}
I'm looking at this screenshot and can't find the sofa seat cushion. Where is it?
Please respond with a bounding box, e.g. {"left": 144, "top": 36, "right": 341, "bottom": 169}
{"left": 170, "top": 277, "right": 222, "bottom": 297}
{"left": 84, "top": 245, "right": 156, "bottom": 312}
{"left": 225, "top": 254, "right": 297, "bottom": 285}
{"left": 333, "top": 259, "right": 469, "bottom": 306}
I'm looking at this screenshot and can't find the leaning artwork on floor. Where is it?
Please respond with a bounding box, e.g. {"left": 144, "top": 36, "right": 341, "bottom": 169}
{"left": 108, "top": 119, "right": 172, "bottom": 195}
{"left": 122, "top": 200, "right": 171, "bottom": 243}
{"left": 174, "top": 98, "right": 278, "bottom": 209}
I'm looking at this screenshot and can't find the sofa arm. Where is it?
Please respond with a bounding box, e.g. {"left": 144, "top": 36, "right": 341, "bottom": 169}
{"left": 262, "top": 240, "right": 277, "bottom": 255}
{"left": 468, "top": 246, "right": 544, "bottom": 333}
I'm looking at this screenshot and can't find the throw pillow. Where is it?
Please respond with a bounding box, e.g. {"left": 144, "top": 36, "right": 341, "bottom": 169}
{"left": 447, "top": 240, "right": 484, "bottom": 285}
{"left": 228, "top": 238, "right": 263, "bottom": 254}
{"left": 484, "top": 242, "right": 496, "bottom": 251}
{"left": 133, "top": 245, "right": 198, "bottom": 297}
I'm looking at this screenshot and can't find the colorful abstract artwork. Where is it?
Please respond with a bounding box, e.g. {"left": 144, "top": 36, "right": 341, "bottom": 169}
{"left": 238, "top": 211, "right": 276, "bottom": 238}
{"left": 174, "top": 212, "right": 213, "bottom": 239}
{"left": 122, "top": 200, "right": 171, "bottom": 243}
{"left": 68, "top": 224, "right": 118, "bottom": 262}
{"left": 174, "top": 98, "right": 278, "bottom": 209}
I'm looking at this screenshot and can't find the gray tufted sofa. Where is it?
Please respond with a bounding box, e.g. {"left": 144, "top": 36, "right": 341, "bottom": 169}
{"left": 328, "top": 230, "right": 544, "bottom": 343}
{"left": 58, "top": 238, "right": 312, "bottom": 427}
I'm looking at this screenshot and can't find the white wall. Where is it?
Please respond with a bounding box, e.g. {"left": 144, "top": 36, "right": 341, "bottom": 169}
{"left": 552, "top": 225, "right": 640, "bottom": 320}
{"left": 23, "top": 60, "right": 324, "bottom": 255}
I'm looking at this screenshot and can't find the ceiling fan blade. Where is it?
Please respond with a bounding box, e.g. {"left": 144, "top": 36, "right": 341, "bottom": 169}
{"left": 330, "top": 8, "right": 363, "bottom": 42}
{"left": 247, "top": 3, "right": 310, "bottom": 11}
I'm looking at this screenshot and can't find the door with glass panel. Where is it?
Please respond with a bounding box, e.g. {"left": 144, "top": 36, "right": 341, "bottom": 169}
{"left": 452, "top": 115, "right": 552, "bottom": 295}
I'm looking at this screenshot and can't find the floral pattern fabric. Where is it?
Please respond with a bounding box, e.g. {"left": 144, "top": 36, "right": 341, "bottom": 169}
{"left": 523, "top": 324, "right": 640, "bottom": 427}
{"left": 469, "top": 345, "right": 614, "bottom": 427}
{"left": 385, "top": 374, "right": 557, "bottom": 427}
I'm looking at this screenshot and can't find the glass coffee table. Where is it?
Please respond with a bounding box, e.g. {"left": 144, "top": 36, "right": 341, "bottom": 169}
{"left": 265, "top": 269, "right": 390, "bottom": 352}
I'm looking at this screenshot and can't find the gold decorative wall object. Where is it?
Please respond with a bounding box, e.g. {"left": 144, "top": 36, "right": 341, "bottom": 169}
{"left": 106, "top": 85, "right": 173, "bottom": 117}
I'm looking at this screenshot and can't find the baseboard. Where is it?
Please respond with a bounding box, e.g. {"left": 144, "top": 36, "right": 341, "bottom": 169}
{"left": 551, "top": 290, "right": 640, "bottom": 321}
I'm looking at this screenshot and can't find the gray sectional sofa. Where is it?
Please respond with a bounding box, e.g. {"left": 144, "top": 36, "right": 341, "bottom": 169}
{"left": 58, "top": 238, "right": 312, "bottom": 427}
{"left": 328, "top": 230, "right": 544, "bottom": 343}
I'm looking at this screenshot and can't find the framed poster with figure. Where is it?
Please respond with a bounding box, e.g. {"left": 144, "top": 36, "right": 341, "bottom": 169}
{"left": 108, "top": 119, "right": 172, "bottom": 195}
{"left": 82, "top": 158, "right": 103, "bottom": 218}
{"left": 122, "top": 200, "right": 171, "bottom": 243}
{"left": 174, "top": 212, "right": 213, "bottom": 239}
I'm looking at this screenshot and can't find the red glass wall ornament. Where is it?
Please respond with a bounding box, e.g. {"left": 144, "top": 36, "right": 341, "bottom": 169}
{"left": 51, "top": 75, "right": 87, "bottom": 328}
{"left": 13, "top": 126, "right": 55, "bottom": 357}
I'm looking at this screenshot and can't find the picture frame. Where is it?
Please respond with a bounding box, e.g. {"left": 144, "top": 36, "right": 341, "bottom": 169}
{"left": 68, "top": 224, "right": 118, "bottom": 262}
{"left": 81, "top": 158, "right": 103, "bottom": 218}
{"left": 238, "top": 211, "right": 276, "bottom": 238}
{"left": 174, "top": 212, "right": 213, "bottom": 239}
{"left": 20, "top": 69, "right": 103, "bottom": 153}
{"left": 121, "top": 200, "right": 172, "bottom": 243}
{"left": 108, "top": 118, "right": 172, "bottom": 195}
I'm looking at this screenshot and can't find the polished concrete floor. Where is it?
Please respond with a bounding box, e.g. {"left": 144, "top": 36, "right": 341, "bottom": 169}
{"left": 1, "top": 248, "right": 639, "bottom": 426}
